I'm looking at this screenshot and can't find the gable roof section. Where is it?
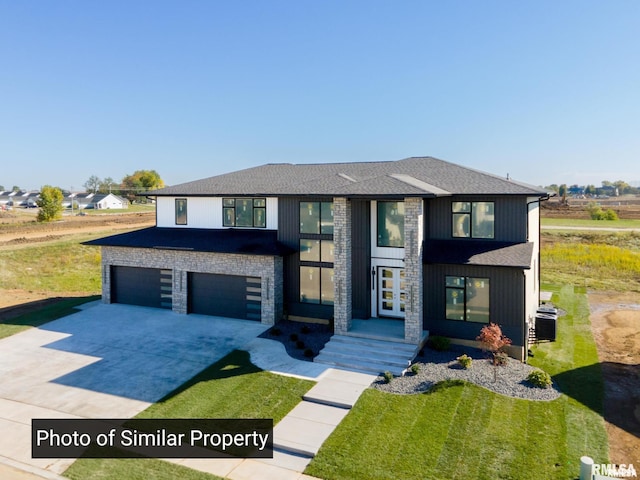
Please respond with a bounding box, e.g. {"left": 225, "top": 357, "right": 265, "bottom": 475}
{"left": 83, "top": 227, "right": 294, "bottom": 256}
{"left": 423, "top": 239, "right": 535, "bottom": 269}
{"left": 150, "top": 157, "right": 548, "bottom": 198}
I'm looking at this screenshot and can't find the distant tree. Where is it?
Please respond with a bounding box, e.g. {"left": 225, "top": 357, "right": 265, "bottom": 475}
{"left": 613, "top": 180, "right": 630, "bottom": 195}
{"left": 584, "top": 184, "right": 596, "bottom": 195}
{"left": 601, "top": 180, "right": 613, "bottom": 188}
{"left": 559, "top": 184, "right": 567, "bottom": 203}
{"left": 0, "top": 185, "right": 4, "bottom": 191}
{"left": 99, "top": 177, "right": 116, "bottom": 194}
{"left": 37, "top": 185, "right": 64, "bottom": 222}
{"left": 544, "top": 184, "right": 559, "bottom": 193}
{"left": 84, "top": 175, "right": 101, "bottom": 194}
{"left": 12, "top": 186, "right": 20, "bottom": 192}
{"left": 121, "top": 170, "right": 164, "bottom": 201}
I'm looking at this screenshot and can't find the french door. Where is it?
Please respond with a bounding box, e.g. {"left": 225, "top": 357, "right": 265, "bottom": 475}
{"left": 377, "top": 267, "right": 406, "bottom": 319}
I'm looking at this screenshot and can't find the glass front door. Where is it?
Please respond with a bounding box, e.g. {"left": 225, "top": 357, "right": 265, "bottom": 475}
{"left": 377, "top": 267, "right": 406, "bottom": 319}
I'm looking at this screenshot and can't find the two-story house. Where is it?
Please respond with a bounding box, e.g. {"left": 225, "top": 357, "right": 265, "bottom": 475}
{"left": 86, "top": 157, "right": 550, "bottom": 363}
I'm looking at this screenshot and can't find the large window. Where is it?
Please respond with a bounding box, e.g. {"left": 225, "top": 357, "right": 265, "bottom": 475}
{"left": 300, "top": 267, "right": 334, "bottom": 305}
{"left": 299, "top": 201, "right": 334, "bottom": 305}
{"left": 445, "top": 276, "right": 490, "bottom": 323}
{"left": 300, "top": 201, "right": 334, "bottom": 234}
{"left": 175, "top": 198, "right": 187, "bottom": 225}
{"left": 377, "top": 201, "right": 405, "bottom": 247}
{"left": 223, "top": 198, "right": 266, "bottom": 228}
{"left": 452, "top": 201, "right": 494, "bottom": 239}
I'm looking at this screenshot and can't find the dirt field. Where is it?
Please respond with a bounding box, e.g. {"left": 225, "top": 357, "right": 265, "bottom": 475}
{"left": 0, "top": 210, "right": 154, "bottom": 308}
{"left": 542, "top": 198, "right": 640, "bottom": 219}
{"left": 589, "top": 291, "right": 640, "bottom": 466}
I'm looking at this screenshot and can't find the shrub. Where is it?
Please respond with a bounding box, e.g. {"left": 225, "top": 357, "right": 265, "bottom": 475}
{"left": 429, "top": 336, "right": 450, "bottom": 351}
{"left": 301, "top": 325, "right": 311, "bottom": 334}
{"left": 604, "top": 208, "right": 619, "bottom": 220}
{"left": 289, "top": 333, "right": 298, "bottom": 341}
{"left": 410, "top": 363, "right": 420, "bottom": 374}
{"left": 270, "top": 327, "right": 282, "bottom": 336}
{"left": 456, "top": 354, "right": 472, "bottom": 369}
{"left": 527, "top": 369, "right": 552, "bottom": 388}
{"left": 304, "top": 348, "right": 314, "bottom": 358}
{"left": 383, "top": 371, "right": 393, "bottom": 383}
{"left": 493, "top": 351, "right": 509, "bottom": 366}
{"left": 296, "top": 340, "right": 305, "bottom": 349}
{"left": 37, "top": 185, "right": 64, "bottom": 222}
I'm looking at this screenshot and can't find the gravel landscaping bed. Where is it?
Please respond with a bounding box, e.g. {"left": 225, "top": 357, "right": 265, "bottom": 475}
{"left": 373, "top": 346, "right": 561, "bottom": 401}
{"left": 258, "top": 320, "right": 333, "bottom": 362}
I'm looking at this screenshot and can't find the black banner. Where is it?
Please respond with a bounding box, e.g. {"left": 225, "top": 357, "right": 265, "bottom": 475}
{"left": 32, "top": 418, "right": 273, "bottom": 458}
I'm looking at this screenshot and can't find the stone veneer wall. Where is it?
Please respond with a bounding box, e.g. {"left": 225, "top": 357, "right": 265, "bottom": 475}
{"left": 100, "top": 246, "right": 282, "bottom": 325}
{"left": 403, "top": 197, "right": 424, "bottom": 343}
{"left": 333, "top": 197, "right": 352, "bottom": 335}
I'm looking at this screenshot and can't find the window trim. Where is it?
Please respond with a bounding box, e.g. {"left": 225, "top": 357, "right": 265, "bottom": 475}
{"left": 222, "top": 197, "right": 267, "bottom": 228}
{"left": 452, "top": 201, "right": 494, "bottom": 239}
{"left": 175, "top": 198, "right": 187, "bottom": 225}
{"left": 445, "top": 276, "right": 490, "bottom": 323}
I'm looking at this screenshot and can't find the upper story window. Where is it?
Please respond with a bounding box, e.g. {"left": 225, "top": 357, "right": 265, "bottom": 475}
{"left": 175, "top": 198, "right": 187, "bottom": 225}
{"left": 299, "top": 201, "right": 334, "bottom": 234}
{"left": 452, "top": 201, "right": 494, "bottom": 239}
{"left": 377, "top": 201, "right": 405, "bottom": 247}
{"left": 223, "top": 198, "right": 266, "bottom": 228}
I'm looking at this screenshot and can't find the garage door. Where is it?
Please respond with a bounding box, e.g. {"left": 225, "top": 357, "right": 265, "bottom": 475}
{"left": 111, "top": 266, "right": 173, "bottom": 309}
{"left": 188, "top": 273, "right": 261, "bottom": 321}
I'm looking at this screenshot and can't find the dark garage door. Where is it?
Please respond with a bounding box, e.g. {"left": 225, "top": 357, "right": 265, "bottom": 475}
{"left": 111, "top": 266, "right": 172, "bottom": 309}
{"left": 188, "top": 273, "right": 261, "bottom": 321}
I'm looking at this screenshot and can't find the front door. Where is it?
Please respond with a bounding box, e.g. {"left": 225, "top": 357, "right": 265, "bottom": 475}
{"left": 377, "top": 267, "right": 406, "bottom": 319}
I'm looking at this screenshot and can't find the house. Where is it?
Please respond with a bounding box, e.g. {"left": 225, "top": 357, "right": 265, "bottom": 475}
{"left": 85, "top": 157, "right": 550, "bottom": 363}
{"left": 90, "top": 193, "right": 128, "bottom": 209}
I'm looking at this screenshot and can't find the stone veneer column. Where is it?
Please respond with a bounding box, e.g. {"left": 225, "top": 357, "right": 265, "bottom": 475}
{"left": 403, "top": 197, "right": 424, "bottom": 343}
{"left": 333, "top": 197, "right": 352, "bottom": 335}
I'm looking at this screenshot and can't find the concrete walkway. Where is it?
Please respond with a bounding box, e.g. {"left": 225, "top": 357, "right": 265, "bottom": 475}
{"left": 0, "top": 304, "right": 376, "bottom": 480}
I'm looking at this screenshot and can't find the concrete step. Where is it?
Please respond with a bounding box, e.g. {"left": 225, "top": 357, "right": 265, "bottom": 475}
{"left": 313, "top": 354, "right": 406, "bottom": 377}
{"left": 330, "top": 335, "right": 418, "bottom": 354}
{"left": 314, "top": 334, "right": 424, "bottom": 377}
{"left": 316, "top": 347, "right": 409, "bottom": 368}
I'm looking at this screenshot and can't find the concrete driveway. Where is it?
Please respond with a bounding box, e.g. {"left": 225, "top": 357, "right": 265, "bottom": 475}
{"left": 0, "top": 302, "right": 268, "bottom": 476}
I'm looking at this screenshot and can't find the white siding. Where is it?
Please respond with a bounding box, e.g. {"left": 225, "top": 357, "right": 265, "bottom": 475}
{"left": 156, "top": 196, "right": 278, "bottom": 229}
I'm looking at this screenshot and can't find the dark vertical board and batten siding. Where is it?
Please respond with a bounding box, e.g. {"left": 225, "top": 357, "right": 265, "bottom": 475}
{"left": 428, "top": 196, "right": 528, "bottom": 242}
{"left": 423, "top": 264, "right": 525, "bottom": 346}
{"left": 351, "top": 199, "right": 371, "bottom": 319}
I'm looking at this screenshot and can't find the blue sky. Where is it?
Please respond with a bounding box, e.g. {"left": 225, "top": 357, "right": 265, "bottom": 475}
{"left": 1, "top": 1, "right": 638, "bottom": 191}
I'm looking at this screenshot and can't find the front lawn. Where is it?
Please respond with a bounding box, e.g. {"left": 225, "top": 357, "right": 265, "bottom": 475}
{"left": 305, "top": 284, "right": 608, "bottom": 480}
{"left": 64, "top": 350, "right": 315, "bottom": 480}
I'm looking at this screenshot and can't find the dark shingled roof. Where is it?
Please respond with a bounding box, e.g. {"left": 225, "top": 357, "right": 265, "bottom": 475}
{"left": 149, "top": 157, "right": 548, "bottom": 198}
{"left": 423, "top": 239, "right": 534, "bottom": 269}
{"left": 83, "top": 227, "right": 294, "bottom": 256}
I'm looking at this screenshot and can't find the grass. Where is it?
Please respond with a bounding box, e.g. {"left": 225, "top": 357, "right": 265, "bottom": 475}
{"left": 305, "top": 284, "right": 608, "bottom": 480}
{"left": 82, "top": 204, "right": 155, "bottom": 215}
{"left": 541, "top": 217, "right": 640, "bottom": 229}
{"left": 0, "top": 239, "right": 102, "bottom": 293}
{"left": 0, "top": 296, "right": 99, "bottom": 339}
{"left": 65, "top": 350, "right": 314, "bottom": 480}
{"left": 541, "top": 231, "right": 640, "bottom": 292}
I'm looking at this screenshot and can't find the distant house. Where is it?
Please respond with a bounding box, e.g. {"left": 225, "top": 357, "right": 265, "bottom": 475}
{"left": 86, "top": 156, "right": 551, "bottom": 364}
{"left": 63, "top": 193, "right": 128, "bottom": 210}
{"left": 0, "top": 191, "right": 39, "bottom": 208}
{"left": 91, "top": 193, "right": 128, "bottom": 210}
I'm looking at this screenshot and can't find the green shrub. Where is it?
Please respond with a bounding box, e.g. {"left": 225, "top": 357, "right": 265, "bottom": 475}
{"left": 429, "top": 336, "right": 450, "bottom": 352}
{"left": 289, "top": 333, "right": 298, "bottom": 341}
{"left": 494, "top": 351, "right": 509, "bottom": 366}
{"left": 383, "top": 371, "right": 394, "bottom": 383}
{"left": 301, "top": 325, "right": 311, "bottom": 334}
{"left": 604, "top": 208, "right": 619, "bottom": 220}
{"left": 456, "top": 354, "right": 472, "bottom": 369}
{"left": 270, "top": 327, "right": 282, "bottom": 336}
{"left": 527, "top": 369, "right": 552, "bottom": 388}
{"left": 296, "top": 340, "right": 305, "bottom": 349}
{"left": 410, "top": 363, "right": 420, "bottom": 374}
{"left": 304, "top": 348, "right": 314, "bottom": 358}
